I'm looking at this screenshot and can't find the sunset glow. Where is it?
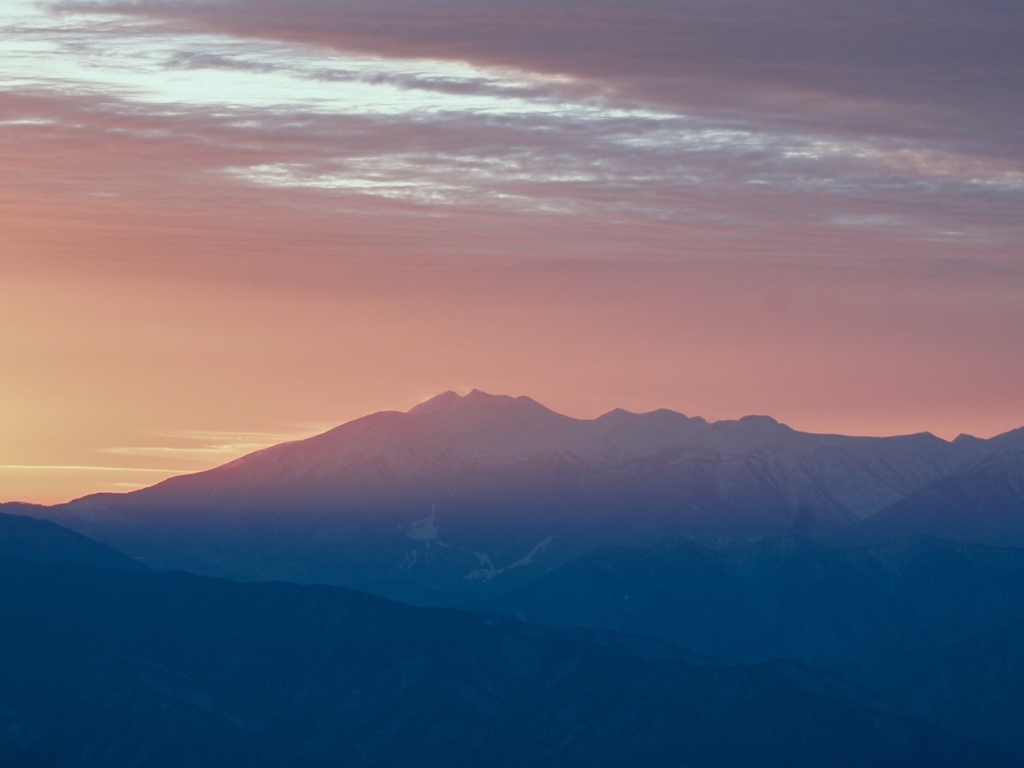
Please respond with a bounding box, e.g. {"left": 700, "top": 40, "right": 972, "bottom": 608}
{"left": 2, "top": 0, "right": 1022, "bottom": 503}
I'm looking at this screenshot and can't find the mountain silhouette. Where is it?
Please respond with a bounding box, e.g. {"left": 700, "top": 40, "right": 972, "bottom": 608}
{"left": 2, "top": 555, "right": 1018, "bottom": 767}
{"left": 30, "top": 390, "right": 1022, "bottom": 602}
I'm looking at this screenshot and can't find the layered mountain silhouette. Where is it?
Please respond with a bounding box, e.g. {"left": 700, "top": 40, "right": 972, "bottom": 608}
{"left": 2, "top": 552, "right": 1019, "bottom": 767}
{"left": 4, "top": 387, "right": 1024, "bottom": 763}
{"left": 0, "top": 510, "right": 145, "bottom": 572}
{"left": 20, "top": 390, "right": 1023, "bottom": 604}
{"left": 63, "top": 390, "right": 1005, "bottom": 519}
{"left": 480, "top": 534, "right": 1024, "bottom": 755}
{"left": 486, "top": 535, "right": 1024, "bottom": 665}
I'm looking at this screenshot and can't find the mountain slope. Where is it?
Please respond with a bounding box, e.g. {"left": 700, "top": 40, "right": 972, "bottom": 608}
{"left": 32, "top": 390, "right": 1022, "bottom": 600}
{"left": 481, "top": 534, "right": 1024, "bottom": 756}
{"left": 873, "top": 608, "right": 1024, "bottom": 759}
{"left": 486, "top": 535, "right": 1024, "bottom": 665}
{"left": 0, "top": 510, "right": 145, "bottom": 572}
{"left": 0, "top": 557, "right": 1016, "bottom": 768}
{"left": 60, "top": 390, "right": 993, "bottom": 522}
{"left": 859, "top": 441, "right": 1024, "bottom": 544}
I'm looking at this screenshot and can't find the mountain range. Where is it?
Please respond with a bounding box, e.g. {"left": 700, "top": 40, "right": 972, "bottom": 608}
{"left": 0, "top": 516, "right": 1020, "bottom": 767}
{"left": 4, "top": 391, "right": 1024, "bottom": 763}
{"left": 13, "top": 389, "right": 1023, "bottom": 604}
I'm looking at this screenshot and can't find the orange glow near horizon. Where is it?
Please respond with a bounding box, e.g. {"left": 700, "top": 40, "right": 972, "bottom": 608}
{"left": 2, "top": 0, "right": 1022, "bottom": 505}
{"left": 4, "top": 209, "right": 1023, "bottom": 504}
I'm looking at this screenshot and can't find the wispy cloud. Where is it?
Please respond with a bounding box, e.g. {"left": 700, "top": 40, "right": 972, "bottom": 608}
{"left": 0, "top": 465, "right": 184, "bottom": 473}
{"left": 0, "top": 0, "right": 1016, "bottom": 255}
{"left": 54, "top": 0, "right": 1024, "bottom": 150}
{"left": 102, "top": 428, "right": 320, "bottom": 462}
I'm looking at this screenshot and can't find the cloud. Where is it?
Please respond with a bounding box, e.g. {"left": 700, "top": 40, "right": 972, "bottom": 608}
{"left": 0, "top": 465, "right": 184, "bottom": 473}
{"left": 3, "top": 0, "right": 1022, "bottom": 506}
{"left": 54, "top": 0, "right": 1024, "bottom": 151}
{"left": 3, "top": 0, "right": 1021, "bottom": 271}
{"left": 103, "top": 428, "right": 321, "bottom": 462}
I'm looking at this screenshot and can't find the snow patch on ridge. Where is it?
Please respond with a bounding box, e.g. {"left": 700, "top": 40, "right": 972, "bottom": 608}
{"left": 406, "top": 507, "right": 438, "bottom": 541}
{"left": 466, "top": 537, "right": 552, "bottom": 581}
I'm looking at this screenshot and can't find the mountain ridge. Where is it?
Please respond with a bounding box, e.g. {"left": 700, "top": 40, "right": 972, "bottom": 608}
{"left": 72, "top": 389, "right": 1007, "bottom": 506}
{"left": 83, "top": 390, "right": 1012, "bottom": 520}
{"left": 19, "top": 390, "right": 1024, "bottom": 602}
{"left": 4, "top": 556, "right": 1017, "bottom": 767}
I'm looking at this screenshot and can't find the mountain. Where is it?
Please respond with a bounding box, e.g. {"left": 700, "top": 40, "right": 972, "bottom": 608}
{"left": 481, "top": 534, "right": 1024, "bottom": 757}
{"left": 32, "top": 390, "right": 1024, "bottom": 602}
{"left": 9, "top": 394, "right": 1024, "bottom": 761}
{"left": 485, "top": 536, "right": 889, "bottom": 667}
{"left": 857, "top": 434, "right": 1024, "bottom": 544}
{"left": 76, "top": 390, "right": 988, "bottom": 522}
{"left": 485, "top": 535, "right": 1024, "bottom": 666}
{"left": 0, "top": 509, "right": 145, "bottom": 572}
{"left": 871, "top": 608, "right": 1024, "bottom": 759}
{"left": 1, "top": 556, "right": 1017, "bottom": 768}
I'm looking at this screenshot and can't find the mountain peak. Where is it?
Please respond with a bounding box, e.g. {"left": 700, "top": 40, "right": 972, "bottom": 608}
{"left": 408, "top": 389, "right": 552, "bottom": 417}
{"left": 738, "top": 414, "right": 780, "bottom": 426}
{"left": 407, "top": 390, "right": 462, "bottom": 415}
{"left": 990, "top": 426, "right": 1024, "bottom": 449}
{"left": 596, "top": 407, "right": 637, "bottom": 420}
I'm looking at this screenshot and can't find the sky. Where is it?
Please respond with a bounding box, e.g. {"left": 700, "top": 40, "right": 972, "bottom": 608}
{"left": 2, "top": 0, "right": 1023, "bottom": 504}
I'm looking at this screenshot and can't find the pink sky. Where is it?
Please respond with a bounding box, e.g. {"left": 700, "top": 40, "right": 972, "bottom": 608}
{"left": 2, "top": 0, "right": 1022, "bottom": 504}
